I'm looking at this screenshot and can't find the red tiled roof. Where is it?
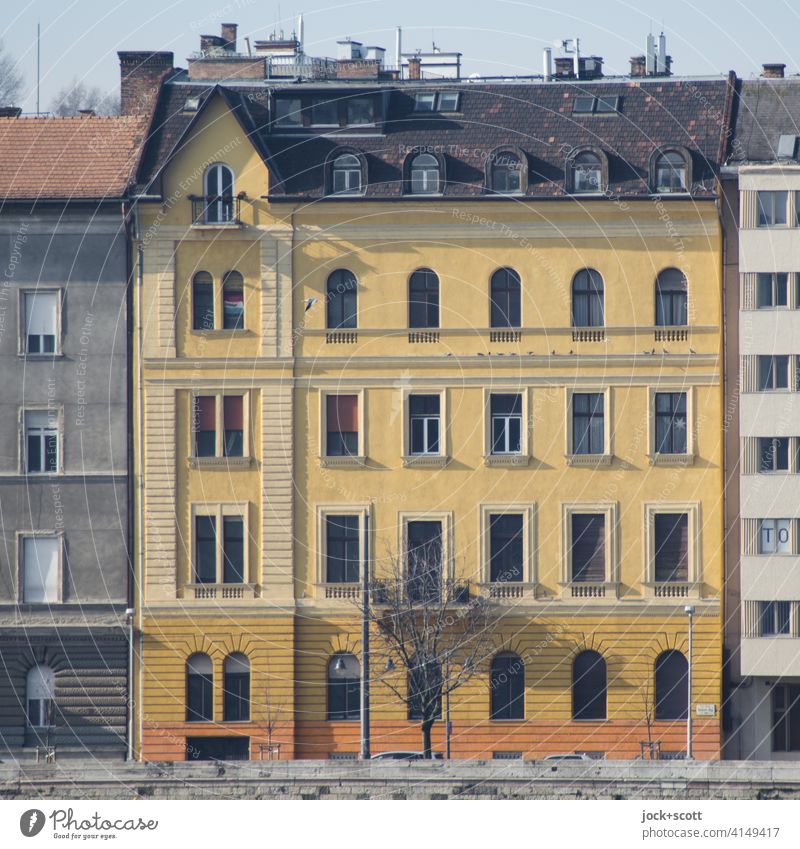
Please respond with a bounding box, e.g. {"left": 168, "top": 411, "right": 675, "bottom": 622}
{"left": 0, "top": 115, "right": 148, "bottom": 199}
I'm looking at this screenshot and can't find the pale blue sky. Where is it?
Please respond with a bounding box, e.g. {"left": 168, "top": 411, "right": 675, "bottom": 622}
{"left": 4, "top": 0, "right": 799, "bottom": 113}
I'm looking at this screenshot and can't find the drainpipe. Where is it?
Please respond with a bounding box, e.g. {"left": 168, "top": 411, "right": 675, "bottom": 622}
{"left": 134, "top": 201, "right": 145, "bottom": 762}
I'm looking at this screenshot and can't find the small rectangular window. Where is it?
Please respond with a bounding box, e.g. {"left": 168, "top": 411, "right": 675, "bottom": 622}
{"left": 194, "top": 516, "right": 217, "bottom": 583}
{"left": 223, "top": 396, "right": 243, "bottom": 457}
{"left": 23, "top": 291, "right": 58, "bottom": 354}
{"left": 275, "top": 97, "right": 302, "bottom": 126}
{"left": 409, "top": 394, "right": 441, "bottom": 455}
{"left": 573, "top": 96, "right": 595, "bottom": 114}
{"left": 654, "top": 513, "right": 689, "bottom": 582}
{"left": 407, "top": 520, "right": 443, "bottom": 602}
{"left": 570, "top": 514, "right": 605, "bottom": 582}
{"left": 759, "top": 518, "right": 792, "bottom": 554}
{"left": 25, "top": 411, "right": 59, "bottom": 473}
{"left": 437, "top": 91, "right": 460, "bottom": 112}
{"left": 757, "top": 273, "right": 789, "bottom": 308}
{"left": 311, "top": 98, "right": 338, "bottom": 125}
{"left": 413, "top": 92, "right": 436, "bottom": 112}
{"left": 757, "top": 191, "right": 788, "bottom": 227}
{"left": 22, "top": 537, "right": 60, "bottom": 603}
{"left": 757, "top": 355, "right": 791, "bottom": 391}
{"left": 194, "top": 396, "right": 216, "bottom": 457}
{"left": 222, "top": 517, "right": 244, "bottom": 583}
{"left": 346, "top": 97, "right": 374, "bottom": 125}
{"left": 654, "top": 392, "right": 687, "bottom": 455}
{"left": 595, "top": 96, "right": 620, "bottom": 114}
{"left": 759, "top": 601, "right": 792, "bottom": 636}
{"left": 326, "top": 395, "right": 359, "bottom": 456}
{"left": 326, "top": 515, "right": 360, "bottom": 583}
{"left": 572, "top": 392, "right": 604, "bottom": 455}
{"left": 192, "top": 279, "right": 214, "bottom": 330}
{"left": 759, "top": 437, "right": 790, "bottom": 472}
{"left": 489, "top": 514, "right": 523, "bottom": 582}
{"left": 490, "top": 394, "right": 522, "bottom": 455}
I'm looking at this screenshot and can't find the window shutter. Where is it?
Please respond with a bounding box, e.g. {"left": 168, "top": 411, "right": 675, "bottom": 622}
{"left": 571, "top": 514, "right": 605, "bottom": 582}
{"left": 195, "top": 397, "right": 215, "bottom": 431}
{"left": 327, "top": 395, "right": 358, "bottom": 432}
{"left": 223, "top": 396, "right": 243, "bottom": 430}
{"left": 25, "top": 292, "right": 57, "bottom": 336}
{"left": 22, "top": 537, "right": 59, "bottom": 603}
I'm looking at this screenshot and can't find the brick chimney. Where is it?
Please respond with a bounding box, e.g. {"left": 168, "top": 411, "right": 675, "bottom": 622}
{"left": 407, "top": 56, "right": 421, "bottom": 80}
{"left": 630, "top": 55, "right": 646, "bottom": 77}
{"left": 762, "top": 63, "right": 786, "bottom": 79}
{"left": 220, "top": 23, "right": 238, "bottom": 52}
{"left": 554, "top": 57, "right": 574, "bottom": 79}
{"left": 118, "top": 51, "right": 174, "bottom": 116}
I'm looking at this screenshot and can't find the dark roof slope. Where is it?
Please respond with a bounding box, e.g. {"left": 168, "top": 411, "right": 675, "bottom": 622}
{"left": 729, "top": 78, "right": 800, "bottom": 163}
{"left": 137, "top": 75, "right": 735, "bottom": 200}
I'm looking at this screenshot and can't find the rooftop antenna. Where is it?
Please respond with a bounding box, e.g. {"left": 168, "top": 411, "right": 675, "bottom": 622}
{"left": 36, "top": 21, "right": 40, "bottom": 115}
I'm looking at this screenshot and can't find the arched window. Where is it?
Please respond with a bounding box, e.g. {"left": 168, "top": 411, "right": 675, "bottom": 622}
{"left": 490, "top": 652, "right": 524, "bottom": 720}
{"left": 654, "top": 150, "right": 688, "bottom": 193}
{"left": 332, "top": 153, "right": 362, "bottom": 195}
{"left": 490, "top": 267, "right": 521, "bottom": 328}
{"left": 192, "top": 271, "right": 214, "bottom": 330}
{"left": 327, "top": 653, "right": 360, "bottom": 720}
{"left": 410, "top": 153, "right": 440, "bottom": 194}
{"left": 655, "top": 650, "right": 688, "bottom": 720}
{"left": 222, "top": 271, "right": 244, "bottom": 330}
{"left": 408, "top": 656, "right": 442, "bottom": 720}
{"left": 571, "top": 151, "right": 603, "bottom": 193}
{"left": 223, "top": 653, "right": 250, "bottom": 722}
{"left": 409, "top": 268, "right": 440, "bottom": 329}
{"left": 572, "top": 650, "right": 607, "bottom": 720}
{"left": 204, "top": 163, "right": 234, "bottom": 223}
{"left": 26, "top": 664, "right": 55, "bottom": 728}
{"left": 186, "top": 653, "right": 213, "bottom": 722}
{"left": 326, "top": 269, "right": 357, "bottom": 329}
{"left": 572, "top": 269, "right": 604, "bottom": 327}
{"left": 490, "top": 151, "right": 523, "bottom": 194}
{"left": 655, "top": 268, "right": 688, "bottom": 327}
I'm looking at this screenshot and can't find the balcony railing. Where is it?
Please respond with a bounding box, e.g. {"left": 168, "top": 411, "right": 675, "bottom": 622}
{"left": 370, "top": 579, "right": 471, "bottom": 605}
{"left": 654, "top": 326, "right": 689, "bottom": 342}
{"left": 323, "top": 583, "right": 361, "bottom": 600}
{"left": 489, "top": 330, "right": 522, "bottom": 343}
{"left": 564, "top": 581, "right": 618, "bottom": 600}
{"left": 189, "top": 194, "right": 242, "bottom": 226}
{"left": 572, "top": 328, "right": 605, "bottom": 342}
{"left": 187, "top": 583, "right": 258, "bottom": 600}
{"left": 326, "top": 331, "right": 358, "bottom": 344}
{"left": 408, "top": 331, "right": 440, "bottom": 343}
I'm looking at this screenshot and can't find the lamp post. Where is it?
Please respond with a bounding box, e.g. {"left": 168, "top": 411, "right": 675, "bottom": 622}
{"left": 444, "top": 651, "right": 451, "bottom": 760}
{"left": 685, "top": 604, "right": 694, "bottom": 760}
{"left": 360, "top": 512, "right": 371, "bottom": 760}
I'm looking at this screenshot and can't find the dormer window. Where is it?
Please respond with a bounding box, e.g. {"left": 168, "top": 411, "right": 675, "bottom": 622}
{"left": 571, "top": 151, "right": 603, "bottom": 193}
{"left": 437, "top": 91, "right": 460, "bottom": 112}
{"left": 414, "top": 93, "right": 436, "bottom": 112}
{"left": 410, "top": 153, "right": 441, "bottom": 194}
{"left": 275, "top": 97, "right": 302, "bottom": 126}
{"left": 488, "top": 149, "right": 526, "bottom": 194}
{"left": 346, "top": 97, "right": 374, "bottom": 125}
{"left": 311, "top": 98, "right": 338, "bottom": 126}
{"left": 654, "top": 150, "right": 688, "bottom": 193}
{"left": 412, "top": 91, "right": 460, "bottom": 112}
{"left": 332, "top": 153, "right": 363, "bottom": 194}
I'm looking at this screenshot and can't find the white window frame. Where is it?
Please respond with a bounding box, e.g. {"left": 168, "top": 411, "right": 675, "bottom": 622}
{"left": 560, "top": 502, "right": 619, "bottom": 594}
{"left": 642, "top": 502, "right": 701, "bottom": 596}
{"left": 17, "top": 532, "right": 64, "bottom": 604}
{"left": 757, "top": 518, "right": 795, "bottom": 556}
{"left": 478, "top": 503, "right": 536, "bottom": 586}
{"left": 319, "top": 388, "right": 366, "bottom": 466}
{"left": 402, "top": 388, "right": 448, "bottom": 467}
{"left": 315, "top": 503, "right": 372, "bottom": 592}
{"left": 188, "top": 390, "right": 250, "bottom": 466}
{"left": 756, "top": 354, "right": 794, "bottom": 391}
{"left": 756, "top": 190, "right": 789, "bottom": 228}
{"left": 398, "top": 511, "right": 454, "bottom": 586}
{"left": 565, "top": 387, "right": 612, "bottom": 465}
{"left": 21, "top": 406, "right": 63, "bottom": 475}
{"left": 483, "top": 387, "right": 530, "bottom": 466}
{"left": 189, "top": 503, "right": 249, "bottom": 586}
{"left": 757, "top": 436, "right": 794, "bottom": 474}
{"left": 19, "top": 288, "right": 62, "bottom": 357}
{"left": 755, "top": 272, "right": 791, "bottom": 309}
{"left": 647, "top": 386, "right": 694, "bottom": 466}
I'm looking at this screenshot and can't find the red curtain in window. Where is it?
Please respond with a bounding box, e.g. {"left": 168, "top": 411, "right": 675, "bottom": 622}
{"left": 195, "top": 396, "right": 215, "bottom": 430}
{"left": 327, "top": 395, "right": 358, "bottom": 432}
{"left": 224, "top": 396, "right": 243, "bottom": 430}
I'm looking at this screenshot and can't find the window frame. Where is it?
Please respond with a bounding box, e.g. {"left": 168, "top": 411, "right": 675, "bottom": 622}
{"left": 489, "top": 652, "right": 525, "bottom": 721}
{"left": 483, "top": 387, "right": 530, "bottom": 465}
{"left": 274, "top": 96, "right": 303, "bottom": 127}
{"left": 17, "top": 531, "right": 64, "bottom": 604}
{"left": 398, "top": 511, "right": 453, "bottom": 590}
{"left": 756, "top": 272, "right": 790, "bottom": 309}
{"left": 189, "top": 503, "right": 249, "bottom": 586}
{"left": 756, "top": 354, "right": 793, "bottom": 391}
{"left": 647, "top": 386, "right": 694, "bottom": 465}
{"left": 325, "top": 269, "right": 358, "bottom": 330}
{"left": 402, "top": 388, "right": 448, "bottom": 466}
{"left": 654, "top": 268, "right": 689, "bottom": 328}
{"left": 408, "top": 268, "right": 440, "bottom": 329}
{"left": 643, "top": 502, "right": 700, "bottom": 592}
{"left": 571, "top": 268, "right": 605, "bottom": 328}
{"left": 489, "top": 267, "right": 522, "bottom": 329}
{"left": 567, "top": 148, "right": 607, "bottom": 195}
{"left": 327, "top": 653, "right": 361, "bottom": 721}
{"left": 203, "top": 163, "right": 235, "bottom": 225}
{"left": 479, "top": 502, "right": 536, "bottom": 586}
{"left": 186, "top": 653, "right": 214, "bottom": 723}
{"left": 571, "top": 650, "right": 607, "bottom": 721}
{"left": 319, "top": 389, "right": 366, "bottom": 465}
{"left": 189, "top": 390, "right": 250, "bottom": 463}
{"left": 406, "top": 151, "right": 444, "bottom": 195}
{"left": 650, "top": 147, "right": 691, "bottom": 194}
{"left": 19, "top": 288, "right": 63, "bottom": 357}
{"left": 222, "top": 653, "right": 250, "bottom": 722}
{"left": 21, "top": 406, "right": 63, "bottom": 475}
{"left": 560, "top": 502, "right": 619, "bottom": 592}
{"left": 328, "top": 150, "right": 366, "bottom": 196}
{"left": 191, "top": 271, "right": 215, "bottom": 331}
{"left": 771, "top": 683, "right": 800, "bottom": 752}
{"left": 756, "top": 190, "right": 789, "bottom": 228}
{"left": 565, "top": 387, "right": 612, "bottom": 464}
{"left": 486, "top": 147, "right": 527, "bottom": 195}
{"left": 757, "top": 518, "right": 795, "bottom": 556}
{"left": 315, "top": 503, "right": 372, "bottom": 591}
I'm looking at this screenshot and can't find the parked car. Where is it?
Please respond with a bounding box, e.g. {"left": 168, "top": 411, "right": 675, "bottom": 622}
{"left": 371, "top": 751, "right": 442, "bottom": 760}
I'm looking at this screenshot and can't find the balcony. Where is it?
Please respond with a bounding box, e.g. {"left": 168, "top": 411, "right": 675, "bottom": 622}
{"left": 479, "top": 582, "right": 533, "bottom": 601}
{"left": 562, "top": 581, "right": 618, "bottom": 600}
{"left": 654, "top": 326, "right": 689, "bottom": 342}
{"left": 642, "top": 581, "right": 697, "bottom": 600}
{"left": 322, "top": 583, "right": 361, "bottom": 600}
{"left": 325, "top": 331, "right": 358, "bottom": 344}
{"left": 186, "top": 583, "right": 258, "bottom": 600}
{"left": 189, "top": 194, "right": 242, "bottom": 226}
{"left": 408, "top": 331, "right": 440, "bottom": 343}
{"left": 489, "top": 330, "right": 522, "bottom": 343}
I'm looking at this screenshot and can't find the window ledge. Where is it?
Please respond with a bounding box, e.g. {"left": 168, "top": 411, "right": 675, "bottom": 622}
{"left": 560, "top": 581, "right": 619, "bottom": 600}
{"left": 190, "top": 222, "right": 244, "bottom": 230}
{"left": 483, "top": 453, "right": 530, "bottom": 468}
{"left": 402, "top": 454, "right": 449, "bottom": 468}
{"left": 642, "top": 581, "right": 699, "bottom": 600}
{"left": 319, "top": 455, "right": 366, "bottom": 468}
{"left": 565, "top": 453, "right": 613, "bottom": 467}
{"left": 188, "top": 329, "right": 252, "bottom": 337}
{"left": 648, "top": 452, "right": 694, "bottom": 467}
{"left": 18, "top": 353, "right": 64, "bottom": 360}
{"left": 478, "top": 582, "right": 535, "bottom": 601}
{"left": 184, "top": 583, "right": 258, "bottom": 600}
{"left": 188, "top": 456, "right": 252, "bottom": 469}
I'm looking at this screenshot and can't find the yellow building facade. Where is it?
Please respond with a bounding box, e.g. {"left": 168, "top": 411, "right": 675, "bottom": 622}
{"left": 132, "top": 74, "right": 732, "bottom": 761}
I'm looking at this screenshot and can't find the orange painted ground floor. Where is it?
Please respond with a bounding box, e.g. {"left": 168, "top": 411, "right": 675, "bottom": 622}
{"left": 140, "top": 719, "right": 720, "bottom": 761}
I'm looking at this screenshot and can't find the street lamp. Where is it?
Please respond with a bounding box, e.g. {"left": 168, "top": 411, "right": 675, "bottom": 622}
{"left": 685, "top": 604, "right": 695, "bottom": 760}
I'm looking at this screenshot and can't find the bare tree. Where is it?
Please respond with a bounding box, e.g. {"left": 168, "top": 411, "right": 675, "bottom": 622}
{"left": 358, "top": 542, "right": 503, "bottom": 758}
{"left": 0, "top": 40, "right": 24, "bottom": 105}
{"left": 50, "top": 78, "right": 120, "bottom": 116}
